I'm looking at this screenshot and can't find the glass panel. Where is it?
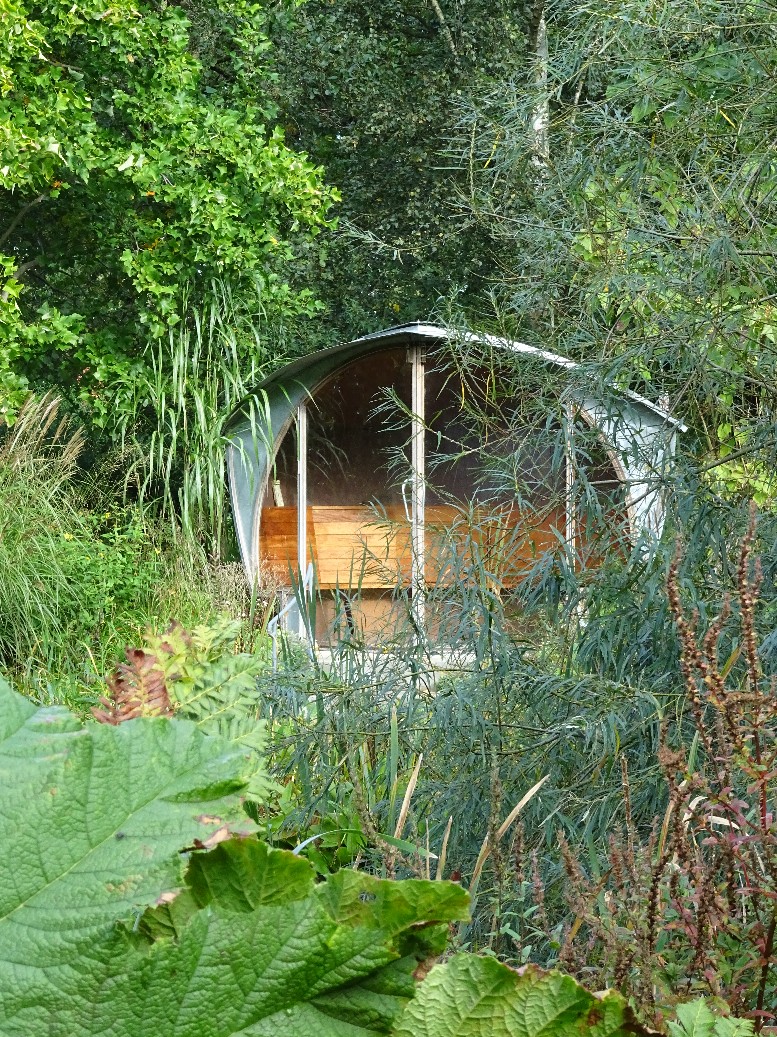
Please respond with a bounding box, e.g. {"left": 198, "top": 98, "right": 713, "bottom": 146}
{"left": 307, "top": 348, "right": 412, "bottom": 506}
{"left": 424, "top": 356, "right": 628, "bottom": 586}
{"left": 424, "top": 363, "right": 564, "bottom": 507}
{"left": 258, "top": 344, "right": 630, "bottom": 638}
{"left": 424, "top": 360, "right": 560, "bottom": 587}
{"left": 306, "top": 347, "right": 414, "bottom": 594}
{"left": 424, "top": 364, "right": 491, "bottom": 506}
{"left": 258, "top": 421, "right": 298, "bottom": 586}
{"left": 270, "top": 420, "right": 298, "bottom": 507}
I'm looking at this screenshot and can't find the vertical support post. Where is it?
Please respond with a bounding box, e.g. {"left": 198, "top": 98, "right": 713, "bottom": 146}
{"left": 296, "top": 401, "right": 309, "bottom": 639}
{"left": 410, "top": 346, "right": 426, "bottom": 630}
{"left": 531, "top": 7, "right": 550, "bottom": 168}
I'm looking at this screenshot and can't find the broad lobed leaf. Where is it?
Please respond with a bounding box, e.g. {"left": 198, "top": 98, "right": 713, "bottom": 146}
{"left": 0, "top": 676, "right": 738, "bottom": 1037}
{"left": 40, "top": 840, "right": 469, "bottom": 1036}
{"left": 392, "top": 955, "right": 650, "bottom": 1037}
{"left": 0, "top": 677, "right": 255, "bottom": 1029}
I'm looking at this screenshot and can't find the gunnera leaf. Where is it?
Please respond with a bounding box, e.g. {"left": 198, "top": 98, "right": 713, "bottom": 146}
{"left": 0, "top": 676, "right": 255, "bottom": 1032}
{"left": 668, "top": 1001, "right": 754, "bottom": 1037}
{"left": 41, "top": 839, "right": 470, "bottom": 1037}
{"left": 392, "top": 954, "right": 652, "bottom": 1037}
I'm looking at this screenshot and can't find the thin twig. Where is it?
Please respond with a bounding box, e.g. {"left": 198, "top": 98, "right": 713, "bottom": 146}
{"left": 756, "top": 910, "right": 777, "bottom": 1028}
{"left": 0, "top": 194, "right": 47, "bottom": 249}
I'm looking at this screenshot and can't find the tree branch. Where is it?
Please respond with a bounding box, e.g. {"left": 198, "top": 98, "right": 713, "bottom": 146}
{"left": 0, "top": 257, "right": 42, "bottom": 302}
{"left": 529, "top": 1, "right": 549, "bottom": 167}
{"left": 428, "top": 0, "right": 458, "bottom": 61}
{"left": 526, "top": 0, "right": 545, "bottom": 50}
{"left": 0, "top": 194, "right": 48, "bottom": 250}
{"left": 697, "top": 436, "right": 777, "bottom": 475}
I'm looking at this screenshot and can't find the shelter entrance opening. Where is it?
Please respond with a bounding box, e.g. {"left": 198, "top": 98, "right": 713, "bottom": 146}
{"left": 257, "top": 343, "right": 626, "bottom": 644}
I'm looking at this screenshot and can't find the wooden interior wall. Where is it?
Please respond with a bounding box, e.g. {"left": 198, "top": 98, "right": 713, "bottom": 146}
{"left": 259, "top": 503, "right": 570, "bottom": 591}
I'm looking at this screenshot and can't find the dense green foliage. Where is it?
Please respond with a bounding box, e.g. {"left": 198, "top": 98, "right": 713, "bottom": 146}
{"left": 269, "top": 0, "right": 777, "bottom": 492}
{"left": 3, "top": 0, "right": 777, "bottom": 1029}
{"left": 0, "top": 673, "right": 255, "bottom": 1025}
{"left": 0, "top": 394, "right": 245, "bottom": 705}
{"left": 450, "top": 0, "right": 777, "bottom": 477}
{"left": 0, "top": 674, "right": 663, "bottom": 1037}
{"left": 97, "top": 615, "right": 274, "bottom": 799}
{"left": 558, "top": 530, "right": 777, "bottom": 1017}
{"left": 258, "top": 498, "right": 777, "bottom": 1025}
{"left": 269, "top": 0, "right": 534, "bottom": 343}
{"left": 116, "top": 288, "right": 275, "bottom": 557}
{"left": 394, "top": 956, "right": 646, "bottom": 1037}
{"left": 0, "top": 0, "right": 336, "bottom": 421}
{"left": 669, "top": 1003, "right": 754, "bottom": 1037}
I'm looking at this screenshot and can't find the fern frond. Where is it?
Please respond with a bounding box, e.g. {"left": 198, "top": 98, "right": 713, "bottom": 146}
{"left": 94, "top": 648, "right": 173, "bottom": 724}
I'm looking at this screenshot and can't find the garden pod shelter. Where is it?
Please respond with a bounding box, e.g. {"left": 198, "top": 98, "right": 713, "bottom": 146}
{"left": 226, "top": 324, "right": 682, "bottom": 641}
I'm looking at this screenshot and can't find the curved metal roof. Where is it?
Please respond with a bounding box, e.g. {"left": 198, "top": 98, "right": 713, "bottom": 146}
{"left": 226, "top": 322, "right": 685, "bottom": 431}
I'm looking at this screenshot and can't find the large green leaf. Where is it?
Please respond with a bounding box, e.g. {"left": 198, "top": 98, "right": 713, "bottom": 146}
{"left": 0, "top": 677, "right": 254, "bottom": 1028}
{"left": 41, "top": 839, "right": 469, "bottom": 1037}
{"left": 668, "top": 1001, "right": 754, "bottom": 1037}
{"left": 392, "top": 955, "right": 649, "bottom": 1037}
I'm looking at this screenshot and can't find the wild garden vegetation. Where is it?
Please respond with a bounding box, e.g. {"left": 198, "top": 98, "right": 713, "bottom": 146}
{"left": 2, "top": 0, "right": 777, "bottom": 1031}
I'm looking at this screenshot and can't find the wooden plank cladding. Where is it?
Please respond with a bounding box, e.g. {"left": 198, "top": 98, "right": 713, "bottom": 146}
{"left": 260, "top": 505, "right": 411, "bottom": 589}
{"left": 260, "top": 503, "right": 568, "bottom": 591}
{"left": 425, "top": 504, "right": 566, "bottom": 587}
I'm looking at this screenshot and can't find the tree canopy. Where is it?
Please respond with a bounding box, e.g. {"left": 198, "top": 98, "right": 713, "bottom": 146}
{"left": 268, "top": 0, "right": 534, "bottom": 345}
{"left": 268, "top": 0, "right": 777, "bottom": 494}
{"left": 0, "top": 0, "right": 337, "bottom": 421}
{"left": 440, "top": 0, "right": 777, "bottom": 486}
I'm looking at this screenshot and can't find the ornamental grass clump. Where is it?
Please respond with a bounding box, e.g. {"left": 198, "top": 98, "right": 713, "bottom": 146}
{"left": 558, "top": 509, "right": 777, "bottom": 1029}
{"left": 0, "top": 392, "right": 252, "bottom": 707}
{"left": 0, "top": 394, "right": 88, "bottom": 673}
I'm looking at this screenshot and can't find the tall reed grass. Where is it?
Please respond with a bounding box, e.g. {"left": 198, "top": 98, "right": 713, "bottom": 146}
{"left": 0, "top": 395, "right": 230, "bottom": 709}
{"left": 119, "top": 284, "right": 271, "bottom": 559}
{"left": 0, "top": 395, "right": 89, "bottom": 671}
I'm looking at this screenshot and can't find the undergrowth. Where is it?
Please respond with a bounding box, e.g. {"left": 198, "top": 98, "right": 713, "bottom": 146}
{"left": 558, "top": 510, "right": 777, "bottom": 1028}
{"left": 254, "top": 494, "right": 777, "bottom": 1018}
{"left": 0, "top": 395, "right": 251, "bottom": 711}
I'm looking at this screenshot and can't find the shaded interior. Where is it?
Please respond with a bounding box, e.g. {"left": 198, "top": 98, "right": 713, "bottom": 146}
{"left": 258, "top": 347, "right": 626, "bottom": 641}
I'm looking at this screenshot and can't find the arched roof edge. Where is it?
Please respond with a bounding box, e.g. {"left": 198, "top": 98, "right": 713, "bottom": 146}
{"left": 225, "top": 323, "right": 686, "bottom": 433}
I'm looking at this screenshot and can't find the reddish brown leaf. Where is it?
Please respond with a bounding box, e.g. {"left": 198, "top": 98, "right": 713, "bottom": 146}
{"left": 93, "top": 648, "right": 174, "bottom": 725}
